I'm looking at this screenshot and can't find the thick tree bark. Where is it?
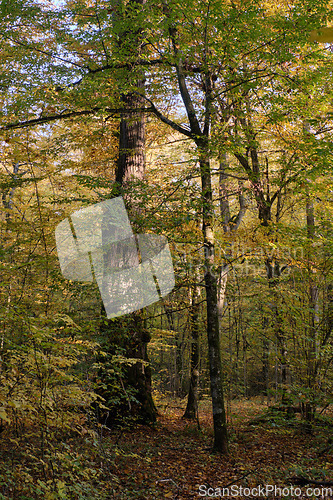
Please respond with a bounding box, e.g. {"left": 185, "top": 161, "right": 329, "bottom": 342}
{"left": 116, "top": 85, "right": 146, "bottom": 187}
{"left": 99, "top": 0, "right": 157, "bottom": 425}
{"left": 107, "top": 89, "right": 157, "bottom": 423}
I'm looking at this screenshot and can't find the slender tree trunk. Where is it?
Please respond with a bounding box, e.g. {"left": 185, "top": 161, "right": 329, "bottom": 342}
{"left": 324, "top": 284, "right": 333, "bottom": 348}
{"left": 204, "top": 263, "right": 228, "bottom": 452}
{"left": 199, "top": 147, "right": 228, "bottom": 453}
{"left": 306, "top": 196, "right": 318, "bottom": 388}
{"left": 303, "top": 195, "right": 318, "bottom": 422}
{"left": 218, "top": 155, "right": 230, "bottom": 324}
{"left": 262, "top": 338, "right": 270, "bottom": 400}
{"left": 218, "top": 155, "right": 246, "bottom": 321}
{"left": 2, "top": 162, "right": 20, "bottom": 223}
{"left": 159, "top": 16, "right": 228, "bottom": 450}
{"left": 183, "top": 284, "right": 200, "bottom": 422}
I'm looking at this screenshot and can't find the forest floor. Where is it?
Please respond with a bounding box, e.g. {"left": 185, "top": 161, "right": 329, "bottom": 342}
{"left": 1, "top": 396, "right": 332, "bottom": 499}
{"left": 109, "top": 397, "right": 333, "bottom": 500}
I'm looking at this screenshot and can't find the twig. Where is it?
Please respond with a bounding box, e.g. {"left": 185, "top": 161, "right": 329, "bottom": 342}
{"left": 155, "top": 479, "right": 179, "bottom": 499}
{"left": 290, "top": 476, "right": 333, "bottom": 487}
{"left": 222, "top": 469, "right": 255, "bottom": 489}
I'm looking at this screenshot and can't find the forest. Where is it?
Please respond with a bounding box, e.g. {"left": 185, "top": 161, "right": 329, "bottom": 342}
{"left": 0, "top": 0, "right": 333, "bottom": 498}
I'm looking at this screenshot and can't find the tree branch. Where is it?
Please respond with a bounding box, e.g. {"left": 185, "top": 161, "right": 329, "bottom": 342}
{"left": 141, "top": 93, "right": 193, "bottom": 138}
{"left": 0, "top": 32, "right": 88, "bottom": 70}
{"left": 0, "top": 106, "right": 151, "bottom": 131}
{"left": 166, "top": 17, "right": 202, "bottom": 137}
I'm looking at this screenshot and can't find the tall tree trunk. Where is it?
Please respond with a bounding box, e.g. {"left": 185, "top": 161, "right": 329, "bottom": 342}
{"left": 183, "top": 151, "right": 247, "bottom": 425}
{"left": 156, "top": 13, "right": 229, "bottom": 451}
{"left": 99, "top": 0, "right": 157, "bottom": 425}
{"left": 113, "top": 79, "right": 157, "bottom": 422}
